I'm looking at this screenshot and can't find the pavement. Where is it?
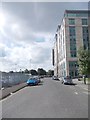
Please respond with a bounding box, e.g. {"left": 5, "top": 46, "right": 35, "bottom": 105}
{"left": 0, "top": 82, "right": 27, "bottom": 100}
{"left": 72, "top": 78, "right": 90, "bottom": 92}
{"left": 0, "top": 77, "right": 89, "bottom": 118}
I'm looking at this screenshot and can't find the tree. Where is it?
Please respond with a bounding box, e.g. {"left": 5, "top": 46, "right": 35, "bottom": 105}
{"left": 30, "top": 69, "right": 38, "bottom": 75}
{"left": 37, "top": 68, "right": 46, "bottom": 75}
{"left": 78, "top": 47, "right": 90, "bottom": 75}
{"left": 24, "top": 69, "right": 29, "bottom": 73}
{"left": 47, "top": 70, "right": 54, "bottom": 76}
{"left": 78, "top": 47, "right": 90, "bottom": 84}
{"left": 9, "top": 71, "right": 14, "bottom": 73}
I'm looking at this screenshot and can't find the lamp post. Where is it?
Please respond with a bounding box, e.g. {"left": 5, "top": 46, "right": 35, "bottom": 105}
{"left": 15, "top": 63, "right": 17, "bottom": 72}
{"left": 29, "top": 59, "right": 31, "bottom": 75}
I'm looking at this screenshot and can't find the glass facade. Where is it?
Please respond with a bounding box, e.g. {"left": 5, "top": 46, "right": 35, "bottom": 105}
{"left": 65, "top": 12, "right": 88, "bottom": 17}
{"left": 69, "top": 26, "right": 75, "bottom": 36}
{"left": 69, "top": 61, "right": 78, "bottom": 77}
{"left": 82, "top": 27, "right": 89, "bottom": 49}
{"left": 69, "top": 19, "right": 75, "bottom": 25}
{"left": 82, "top": 19, "right": 88, "bottom": 25}
{"left": 54, "top": 10, "right": 89, "bottom": 78}
{"left": 69, "top": 26, "right": 77, "bottom": 57}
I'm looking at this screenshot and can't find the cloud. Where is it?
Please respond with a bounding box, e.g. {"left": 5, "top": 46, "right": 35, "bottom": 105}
{"left": 0, "top": 2, "right": 88, "bottom": 72}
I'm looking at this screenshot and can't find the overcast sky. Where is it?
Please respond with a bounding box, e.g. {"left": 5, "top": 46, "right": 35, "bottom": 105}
{"left": 0, "top": 2, "right": 88, "bottom": 72}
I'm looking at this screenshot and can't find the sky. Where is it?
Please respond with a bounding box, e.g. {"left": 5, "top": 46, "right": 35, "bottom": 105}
{"left": 0, "top": 2, "right": 89, "bottom": 72}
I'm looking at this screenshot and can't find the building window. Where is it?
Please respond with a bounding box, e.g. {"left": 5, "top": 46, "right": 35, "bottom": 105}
{"left": 82, "top": 19, "right": 88, "bottom": 25}
{"left": 70, "top": 44, "right": 76, "bottom": 50}
{"left": 69, "top": 19, "right": 75, "bottom": 25}
{"left": 64, "top": 70, "right": 66, "bottom": 76}
{"left": 67, "top": 13, "right": 76, "bottom": 17}
{"left": 69, "top": 61, "right": 77, "bottom": 68}
{"left": 82, "top": 27, "right": 88, "bottom": 34}
{"left": 69, "top": 61, "right": 78, "bottom": 77}
{"left": 82, "top": 27, "right": 89, "bottom": 49}
{"left": 70, "top": 51, "right": 77, "bottom": 57}
{"left": 69, "top": 26, "right": 77, "bottom": 57}
{"left": 69, "top": 26, "right": 76, "bottom": 36}
{"left": 67, "top": 13, "right": 88, "bottom": 17}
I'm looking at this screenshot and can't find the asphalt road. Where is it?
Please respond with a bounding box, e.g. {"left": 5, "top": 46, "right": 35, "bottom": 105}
{"left": 1, "top": 77, "right": 88, "bottom": 118}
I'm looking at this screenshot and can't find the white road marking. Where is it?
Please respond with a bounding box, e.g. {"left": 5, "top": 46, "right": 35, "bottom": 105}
{"left": 83, "top": 88, "right": 88, "bottom": 91}
{"left": 74, "top": 92, "right": 78, "bottom": 95}
{"left": 76, "top": 85, "right": 88, "bottom": 91}
{"left": 83, "top": 92, "right": 90, "bottom": 95}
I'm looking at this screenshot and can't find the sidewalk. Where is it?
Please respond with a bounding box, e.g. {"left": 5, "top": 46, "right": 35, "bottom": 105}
{"left": 72, "top": 78, "right": 90, "bottom": 92}
{"left": 0, "top": 82, "right": 27, "bottom": 100}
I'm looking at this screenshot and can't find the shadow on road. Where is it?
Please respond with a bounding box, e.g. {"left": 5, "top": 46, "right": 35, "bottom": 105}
{"left": 64, "top": 83, "right": 77, "bottom": 86}
{"left": 26, "top": 83, "right": 43, "bottom": 88}
{"left": 71, "top": 83, "right": 77, "bottom": 86}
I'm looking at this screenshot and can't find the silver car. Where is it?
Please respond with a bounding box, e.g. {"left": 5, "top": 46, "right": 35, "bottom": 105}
{"left": 61, "top": 76, "right": 73, "bottom": 85}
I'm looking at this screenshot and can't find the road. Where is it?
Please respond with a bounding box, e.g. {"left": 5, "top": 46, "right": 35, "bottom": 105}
{"left": 1, "top": 77, "right": 88, "bottom": 118}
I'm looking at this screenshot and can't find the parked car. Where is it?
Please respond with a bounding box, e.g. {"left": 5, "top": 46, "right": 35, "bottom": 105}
{"left": 59, "top": 77, "right": 63, "bottom": 81}
{"left": 33, "top": 76, "right": 41, "bottom": 83}
{"left": 52, "top": 76, "right": 59, "bottom": 81}
{"left": 61, "top": 76, "right": 73, "bottom": 85}
{"left": 27, "top": 77, "right": 39, "bottom": 86}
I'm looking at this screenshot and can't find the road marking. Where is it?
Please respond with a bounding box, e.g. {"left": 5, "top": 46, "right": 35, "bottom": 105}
{"left": 83, "top": 88, "right": 88, "bottom": 91}
{"left": 74, "top": 92, "right": 78, "bottom": 95}
{"left": 10, "top": 92, "right": 13, "bottom": 95}
{"left": 83, "top": 92, "right": 90, "bottom": 95}
{"left": 76, "top": 85, "right": 88, "bottom": 91}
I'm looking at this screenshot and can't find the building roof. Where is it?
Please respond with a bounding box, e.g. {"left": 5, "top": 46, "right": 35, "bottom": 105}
{"left": 65, "top": 10, "right": 88, "bottom": 14}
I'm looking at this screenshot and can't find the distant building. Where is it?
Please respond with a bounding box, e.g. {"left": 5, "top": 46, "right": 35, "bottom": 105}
{"left": 53, "top": 10, "right": 90, "bottom": 78}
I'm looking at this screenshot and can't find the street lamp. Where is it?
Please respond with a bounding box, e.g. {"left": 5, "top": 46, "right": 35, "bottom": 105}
{"left": 15, "top": 63, "right": 17, "bottom": 72}
{"left": 29, "top": 59, "right": 32, "bottom": 75}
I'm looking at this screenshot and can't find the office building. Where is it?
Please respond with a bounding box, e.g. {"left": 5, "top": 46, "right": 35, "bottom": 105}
{"left": 53, "top": 10, "right": 90, "bottom": 77}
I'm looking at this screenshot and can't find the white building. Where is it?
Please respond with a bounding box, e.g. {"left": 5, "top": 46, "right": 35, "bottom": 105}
{"left": 53, "top": 10, "right": 90, "bottom": 78}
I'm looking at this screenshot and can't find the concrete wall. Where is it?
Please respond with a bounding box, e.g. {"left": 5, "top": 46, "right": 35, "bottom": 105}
{"left": 0, "top": 72, "right": 30, "bottom": 88}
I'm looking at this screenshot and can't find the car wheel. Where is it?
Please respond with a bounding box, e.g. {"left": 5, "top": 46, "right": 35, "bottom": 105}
{"left": 61, "top": 81, "right": 63, "bottom": 84}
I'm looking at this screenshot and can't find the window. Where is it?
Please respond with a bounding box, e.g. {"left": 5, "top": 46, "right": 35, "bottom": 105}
{"left": 82, "top": 27, "right": 88, "bottom": 34}
{"left": 82, "top": 27, "right": 89, "bottom": 50}
{"left": 77, "top": 13, "right": 88, "bottom": 17}
{"left": 69, "top": 26, "right": 76, "bottom": 36}
{"left": 70, "top": 38, "right": 76, "bottom": 44}
{"left": 82, "top": 19, "right": 88, "bottom": 25}
{"left": 69, "top": 61, "right": 77, "bottom": 68}
{"left": 69, "top": 26, "right": 77, "bottom": 57}
{"left": 84, "top": 44, "right": 87, "bottom": 49}
{"left": 67, "top": 13, "right": 88, "bottom": 17}
{"left": 70, "top": 51, "right": 77, "bottom": 57}
{"left": 69, "top": 19, "right": 75, "bottom": 25}
{"left": 70, "top": 44, "right": 76, "bottom": 50}
{"left": 64, "top": 70, "right": 66, "bottom": 76}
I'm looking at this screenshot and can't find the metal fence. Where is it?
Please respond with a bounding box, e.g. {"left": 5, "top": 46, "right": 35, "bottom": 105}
{"left": 0, "top": 72, "right": 30, "bottom": 88}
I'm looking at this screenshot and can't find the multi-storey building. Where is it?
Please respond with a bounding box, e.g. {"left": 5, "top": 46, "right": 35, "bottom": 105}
{"left": 53, "top": 10, "right": 90, "bottom": 78}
